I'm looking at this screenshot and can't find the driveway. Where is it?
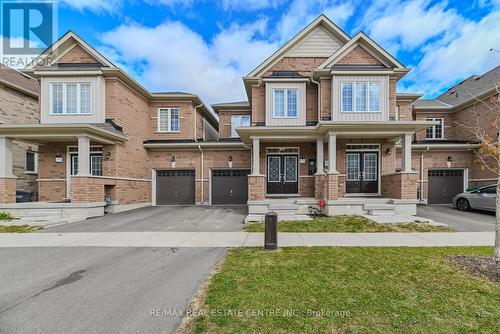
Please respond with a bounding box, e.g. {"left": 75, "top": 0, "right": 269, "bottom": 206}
{"left": 417, "top": 204, "right": 496, "bottom": 232}
{"left": 0, "top": 206, "right": 245, "bottom": 334}
{"left": 47, "top": 205, "right": 247, "bottom": 232}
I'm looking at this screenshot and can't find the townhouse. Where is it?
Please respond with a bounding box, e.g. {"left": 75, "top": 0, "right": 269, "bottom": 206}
{"left": 0, "top": 15, "right": 497, "bottom": 222}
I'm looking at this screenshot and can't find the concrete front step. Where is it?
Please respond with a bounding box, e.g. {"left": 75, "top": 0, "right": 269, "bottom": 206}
{"left": 364, "top": 203, "right": 396, "bottom": 216}
{"left": 368, "top": 209, "right": 396, "bottom": 216}
{"left": 244, "top": 213, "right": 312, "bottom": 223}
{"left": 269, "top": 203, "right": 299, "bottom": 210}
{"left": 7, "top": 217, "right": 69, "bottom": 227}
{"left": 13, "top": 209, "right": 63, "bottom": 218}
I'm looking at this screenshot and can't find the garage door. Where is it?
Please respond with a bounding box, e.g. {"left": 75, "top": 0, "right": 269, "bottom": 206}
{"left": 156, "top": 170, "right": 195, "bottom": 205}
{"left": 428, "top": 169, "right": 464, "bottom": 204}
{"left": 211, "top": 169, "right": 250, "bottom": 205}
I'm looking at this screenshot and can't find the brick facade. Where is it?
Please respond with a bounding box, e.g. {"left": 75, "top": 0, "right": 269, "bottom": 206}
{"left": 248, "top": 175, "right": 265, "bottom": 201}
{"left": 381, "top": 172, "right": 418, "bottom": 199}
{"left": 0, "top": 178, "right": 16, "bottom": 203}
{"left": 337, "top": 45, "right": 382, "bottom": 65}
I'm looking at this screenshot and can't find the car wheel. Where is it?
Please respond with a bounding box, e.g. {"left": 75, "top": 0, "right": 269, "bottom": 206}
{"left": 456, "top": 198, "right": 470, "bottom": 211}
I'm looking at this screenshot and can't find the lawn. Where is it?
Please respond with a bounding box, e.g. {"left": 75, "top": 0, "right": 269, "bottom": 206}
{"left": 0, "top": 225, "right": 41, "bottom": 233}
{"left": 244, "top": 215, "right": 454, "bottom": 232}
{"left": 192, "top": 247, "right": 499, "bottom": 333}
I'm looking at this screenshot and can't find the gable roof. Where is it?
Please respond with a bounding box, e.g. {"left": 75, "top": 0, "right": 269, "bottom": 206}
{"left": 317, "top": 32, "right": 407, "bottom": 71}
{"left": 24, "top": 31, "right": 116, "bottom": 70}
{"left": 245, "top": 14, "right": 350, "bottom": 78}
{"left": 414, "top": 65, "right": 500, "bottom": 110}
{"left": 0, "top": 64, "right": 39, "bottom": 97}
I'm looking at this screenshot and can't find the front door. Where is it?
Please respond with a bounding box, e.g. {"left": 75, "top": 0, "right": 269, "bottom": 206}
{"left": 346, "top": 152, "right": 378, "bottom": 193}
{"left": 267, "top": 154, "right": 299, "bottom": 194}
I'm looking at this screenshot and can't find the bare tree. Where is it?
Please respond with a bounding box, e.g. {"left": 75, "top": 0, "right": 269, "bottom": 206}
{"left": 456, "top": 82, "right": 500, "bottom": 262}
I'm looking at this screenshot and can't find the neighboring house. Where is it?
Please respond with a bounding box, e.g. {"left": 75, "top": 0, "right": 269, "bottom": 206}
{"left": 0, "top": 65, "right": 39, "bottom": 196}
{"left": 404, "top": 65, "right": 500, "bottom": 204}
{"left": 4, "top": 14, "right": 493, "bottom": 222}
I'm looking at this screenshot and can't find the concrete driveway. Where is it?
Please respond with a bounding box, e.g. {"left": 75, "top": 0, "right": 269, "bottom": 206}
{"left": 417, "top": 204, "right": 496, "bottom": 232}
{"left": 0, "top": 206, "right": 245, "bottom": 334}
{"left": 47, "top": 205, "right": 247, "bottom": 232}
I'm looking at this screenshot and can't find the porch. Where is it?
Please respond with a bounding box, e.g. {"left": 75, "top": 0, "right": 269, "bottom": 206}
{"left": 239, "top": 121, "right": 431, "bottom": 221}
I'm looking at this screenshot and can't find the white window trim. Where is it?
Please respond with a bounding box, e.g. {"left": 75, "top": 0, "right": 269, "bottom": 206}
{"left": 272, "top": 88, "right": 299, "bottom": 119}
{"left": 49, "top": 82, "right": 93, "bottom": 115}
{"left": 426, "top": 118, "right": 444, "bottom": 140}
{"left": 230, "top": 115, "right": 250, "bottom": 138}
{"left": 25, "top": 151, "right": 38, "bottom": 174}
{"left": 340, "top": 81, "right": 381, "bottom": 113}
{"left": 157, "top": 108, "right": 181, "bottom": 133}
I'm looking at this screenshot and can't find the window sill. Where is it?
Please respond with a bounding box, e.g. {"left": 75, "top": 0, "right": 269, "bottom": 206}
{"left": 339, "top": 111, "right": 382, "bottom": 113}
{"left": 24, "top": 171, "right": 38, "bottom": 175}
{"left": 155, "top": 131, "right": 181, "bottom": 134}
{"left": 49, "top": 113, "right": 93, "bottom": 116}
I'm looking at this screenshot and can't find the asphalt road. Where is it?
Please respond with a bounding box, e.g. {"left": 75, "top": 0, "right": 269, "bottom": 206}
{"left": 417, "top": 204, "right": 496, "bottom": 232}
{"left": 0, "top": 246, "right": 224, "bottom": 334}
{"left": 46, "top": 205, "right": 247, "bottom": 232}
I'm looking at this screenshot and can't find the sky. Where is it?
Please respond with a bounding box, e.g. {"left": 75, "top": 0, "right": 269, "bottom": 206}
{"left": 5, "top": 0, "right": 500, "bottom": 106}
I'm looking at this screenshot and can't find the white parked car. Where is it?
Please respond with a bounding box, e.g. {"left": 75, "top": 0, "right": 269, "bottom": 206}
{"left": 452, "top": 185, "right": 497, "bottom": 212}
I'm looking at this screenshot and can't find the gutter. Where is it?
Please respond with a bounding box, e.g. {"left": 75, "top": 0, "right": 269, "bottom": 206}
{"left": 193, "top": 103, "right": 205, "bottom": 204}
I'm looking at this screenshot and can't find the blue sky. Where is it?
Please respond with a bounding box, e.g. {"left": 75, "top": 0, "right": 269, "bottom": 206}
{"left": 8, "top": 0, "right": 500, "bottom": 105}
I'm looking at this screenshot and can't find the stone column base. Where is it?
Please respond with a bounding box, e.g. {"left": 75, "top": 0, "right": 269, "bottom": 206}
{"left": 248, "top": 175, "right": 265, "bottom": 201}
{"left": 0, "top": 178, "right": 16, "bottom": 204}
{"left": 325, "top": 173, "right": 339, "bottom": 201}
{"left": 314, "top": 174, "right": 325, "bottom": 200}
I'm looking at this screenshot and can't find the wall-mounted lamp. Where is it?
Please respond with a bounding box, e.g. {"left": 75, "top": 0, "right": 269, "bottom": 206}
{"left": 228, "top": 155, "right": 233, "bottom": 168}
{"left": 104, "top": 152, "right": 112, "bottom": 160}
{"left": 385, "top": 148, "right": 392, "bottom": 156}
{"left": 447, "top": 156, "right": 453, "bottom": 168}
{"left": 171, "top": 156, "right": 176, "bottom": 168}
{"left": 55, "top": 153, "right": 63, "bottom": 163}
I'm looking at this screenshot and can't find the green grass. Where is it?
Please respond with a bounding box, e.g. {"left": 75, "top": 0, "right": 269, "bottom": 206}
{"left": 0, "top": 225, "right": 41, "bottom": 233}
{"left": 0, "top": 212, "right": 14, "bottom": 221}
{"left": 244, "top": 215, "right": 455, "bottom": 232}
{"left": 194, "top": 247, "right": 500, "bottom": 333}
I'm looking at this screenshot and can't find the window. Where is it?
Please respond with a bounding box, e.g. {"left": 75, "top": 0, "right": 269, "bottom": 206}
{"left": 157, "top": 108, "right": 181, "bottom": 132}
{"left": 231, "top": 115, "right": 250, "bottom": 138}
{"left": 50, "top": 82, "right": 92, "bottom": 114}
{"left": 26, "top": 151, "right": 37, "bottom": 173}
{"left": 426, "top": 118, "right": 444, "bottom": 139}
{"left": 341, "top": 81, "right": 380, "bottom": 112}
{"left": 90, "top": 155, "right": 103, "bottom": 176}
{"left": 273, "top": 89, "right": 298, "bottom": 118}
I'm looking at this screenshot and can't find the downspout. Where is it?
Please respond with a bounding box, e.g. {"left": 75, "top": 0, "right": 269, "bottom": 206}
{"left": 194, "top": 103, "right": 205, "bottom": 204}
{"left": 310, "top": 76, "right": 321, "bottom": 121}
{"left": 420, "top": 146, "right": 429, "bottom": 203}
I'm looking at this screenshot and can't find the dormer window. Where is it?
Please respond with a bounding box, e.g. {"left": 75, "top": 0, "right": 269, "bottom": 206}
{"left": 50, "top": 82, "right": 92, "bottom": 114}
{"left": 273, "top": 89, "right": 297, "bottom": 118}
{"left": 341, "top": 81, "right": 380, "bottom": 113}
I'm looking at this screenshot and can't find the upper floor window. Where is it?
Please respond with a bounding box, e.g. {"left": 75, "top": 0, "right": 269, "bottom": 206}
{"left": 50, "top": 82, "right": 92, "bottom": 115}
{"left": 273, "top": 89, "right": 297, "bottom": 118}
{"left": 231, "top": 115, "right": 250, "bottom": 138}
{"left": 26, "top": 151, "right": 37, "bottom": 173}
{"left": 426, "top": 118, "right": 444, "bottom": 139}
{"left": 341, "top": 81, "right": 380, "bottom": 112}
{"left": 158, "top": 108, "right": 180, "bottom": 132}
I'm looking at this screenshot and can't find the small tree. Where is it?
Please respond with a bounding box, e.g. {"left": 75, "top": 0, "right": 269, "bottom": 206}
{"left": 456, "top": 81, "right": 500, "bottom": 262}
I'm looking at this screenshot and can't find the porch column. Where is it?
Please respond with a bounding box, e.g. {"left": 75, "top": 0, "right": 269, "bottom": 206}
{"left": 77, "top": 136, "right": 91, "bottom": 176}
{"left": 402, "top": 133, "right": 412, "bottom": 172}
{"left": 327, "top": 132, "right": 338, "bottom": 174}
{"left": 316, "top": 138, "right": 324, "bottom": 175}
{"left": 252, "top": 137, "right": 260, "bottom": 175}
{"left": 0, "top": 137, "right": 16, "bottom": 204}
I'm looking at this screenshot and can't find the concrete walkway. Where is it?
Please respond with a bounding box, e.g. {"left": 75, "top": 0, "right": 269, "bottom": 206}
{"left": 0, "top": 231, "right": 494, "bottom": 247}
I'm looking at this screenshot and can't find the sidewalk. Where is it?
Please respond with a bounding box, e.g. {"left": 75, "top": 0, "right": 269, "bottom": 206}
{"left": 0, "top": 232, "right": 494, "bottom": 247}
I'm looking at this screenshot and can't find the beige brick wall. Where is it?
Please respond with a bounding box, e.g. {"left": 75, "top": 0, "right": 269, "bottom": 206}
{"left": 248, "top": 175, "right": 265, "bottom": 201}
{"left": 268, "top": 57, "right": 327, "bottom": 73}
{"left": 251, "top": 83, "right": 265, "bottom": 125}
{"left": 396, "top": 99, "right": 413, "bottom": 120}
{"left": 0, "top": 178, "right": 16, "bottom": 203}
{"left": 218, "top": 111, "right": 251, "bottom": 138}
{"left": 337, "top": 45, "right": 382, "bottom": 65}
{"left": 0, "top": 82, "right": 39, "bottom": 192}
{"left": 381, "top": 172, "right": 417, "bottom": 199}
{"left": 319, "top": 78, "right": 331, "bottom": 120}
{"left": 57, "top": 45, "right": 98, "bottom": 64}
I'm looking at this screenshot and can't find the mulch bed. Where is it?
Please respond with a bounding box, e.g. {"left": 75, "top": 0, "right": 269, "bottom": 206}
{"left": 448, "top": 256, "right": 500, "bottom": 285}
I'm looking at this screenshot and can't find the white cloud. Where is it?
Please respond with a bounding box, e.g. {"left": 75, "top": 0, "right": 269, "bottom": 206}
{"left": 60, "top": 0, "right": 124, "bottom": 13}
{"left": 403, "top": 10, "right": 500, "bottom": 96}
{"left": 219, "top": 0, "right": 285, "bottom": 11}
{"left": 99, "top": 19, "right": 278, "bottom": 105}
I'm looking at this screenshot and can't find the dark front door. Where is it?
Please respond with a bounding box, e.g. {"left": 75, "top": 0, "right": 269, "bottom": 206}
{"left": 156, "top": 170, "right": 195, "bottom": 205}
{"left": 266, "top": 154, "right": 299, "bottom": 194}
{"left": 211, "top": 169, "right": 250, "bottom": 205}
{"left": 428, "top": 169, "right": 464, "bottom": 204}
{"left": 346, "top": 152, "right": 378, "bottom": 193}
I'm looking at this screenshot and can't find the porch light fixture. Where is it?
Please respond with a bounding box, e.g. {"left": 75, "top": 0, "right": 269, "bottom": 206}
{"left": 55, "top": 153, "right": 63, "bottom": 163}
{"left": 447, "top": 156, "right": 453, "bottom": 168}
{"left": 171, "top": 156, "right": 176, "bottom": 168}
{"left": 104, "top": 152, "right": 112, "bottom": 160}
{"left": 228, "top": 155, "right": 233, "bottom": 168}
{"left": 385, "top": 148, "right": 392, "bottom": 156}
